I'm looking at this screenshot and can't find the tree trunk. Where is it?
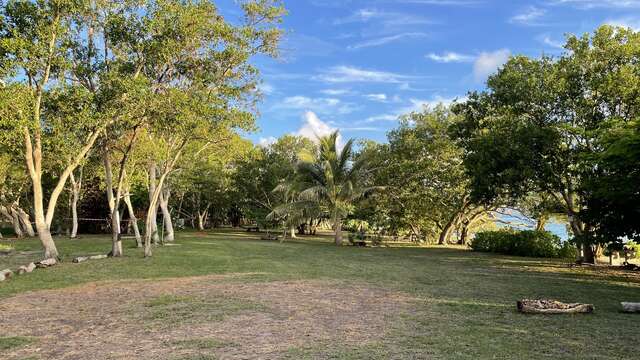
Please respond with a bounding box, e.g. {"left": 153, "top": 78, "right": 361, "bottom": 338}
{"left": 124, "top": 193, "right": 142, "bottom": 248}
{"left": 103, "top": 148, "right": 123, "bottom": 257}
{"left": 1, "top": 206, "right": 23, "bottom": 238}
{"left": 438, "top": 221, "right": 455, "bottom": 245}
{"left": 197, "top": 211, "right": 207, "bottom": 231}
{"left": 159, "top": 187, "right": 174, "bottom": 242}
{"left": 147, "top": 162, "right": 160, "bottom": 245}
{"left": 290, "top": 225, "right": 297, "bottom": 238}
{"left": 69, "top": 169, "right": 82, "bottom": 239}
{"left": 334, "top": 219, "right": 343, "bottom": 246}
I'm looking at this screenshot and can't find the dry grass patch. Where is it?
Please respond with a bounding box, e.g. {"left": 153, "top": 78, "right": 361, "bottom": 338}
{"left": 0, "top": 274, "right": 415, "bottom": 359}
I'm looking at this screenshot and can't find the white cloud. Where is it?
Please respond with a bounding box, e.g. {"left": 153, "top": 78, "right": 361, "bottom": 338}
{"left": 258, "top": 83, "right": 275, "bottom": 95}
{"left": 361, "top": 95, "right": 464, "bottom": 124}
{"left": 473, "top": 49, "right": 511, "bottom": 82}
{"left": 348, "top": 32, "right": 428, "bottom": 50}
{"left": 274, "top": 96, "right": 357, "bottom": 115}
{"left": 320, "top": 89, "right": 354, "bottom": 96}
{"left": 605, "top": 17, "right": 640, "bottom": 30}
{"left": 426, "top": 51, "right": 475, "bottom": 63}
{"left": 316, "top": 66, "right": 413, "bottom": 83}
{"left": 509, "top": 6, "right": 546, "bottom": 25}
{"left": 297, "top": 111, "right": 338, "bottom": 143}
{"left": 334, "top": 8, "right": 433, "bottom": 26}
{"left": 365, "top": 93, "right": 388, "bottom": 102}
{"left": 540, "top": 35, "right": 564, "bottom": 49}
{"left": 550, "top": 0, "right": 640, "bottom": 9}
{"left": 258, "top": 136, "right": 277, "bottom": 147}
{"left": 363, "top": 114, "right": 399, "bottom": 123}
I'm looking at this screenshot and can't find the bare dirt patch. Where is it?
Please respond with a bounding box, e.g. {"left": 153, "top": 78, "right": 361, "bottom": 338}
{"left": 0, "top": 274, "right": 415, "bottom": 359}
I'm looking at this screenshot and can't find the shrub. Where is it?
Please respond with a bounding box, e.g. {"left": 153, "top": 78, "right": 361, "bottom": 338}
{"left": 470, "top": 229, "right": 567, "bottom": 258}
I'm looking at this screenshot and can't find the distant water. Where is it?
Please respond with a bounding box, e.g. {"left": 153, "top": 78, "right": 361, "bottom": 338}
{"left": 495, "top": 212, "right": 570, "bottom": 241}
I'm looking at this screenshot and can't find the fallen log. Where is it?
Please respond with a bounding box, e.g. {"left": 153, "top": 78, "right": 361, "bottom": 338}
{"left": 73, "top": 254, "right": 108, "bottom": 263}
{"left": 17, "top": 262, "right": 36, "bottom": 275}
{"left": 36, "top": 258, "right": 57, "bottom": 268}
{"left": 517, "top": 299, "right": 594, "bottom": 314}
{"left": 621, "top": 302, "right": 640, "bottom": 313}
{"left": 0, "top": 269, "right": 14, "bottom": 281}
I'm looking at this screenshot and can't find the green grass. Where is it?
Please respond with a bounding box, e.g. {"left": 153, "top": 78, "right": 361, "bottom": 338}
{"left": 1, "top": 229, "right": 639, "bottom": 359}
{"left": 0, "top": 336, "right": 33, "bottom": 350}
{"left": 141, "top": 293, "right": 265, "bottom": 325}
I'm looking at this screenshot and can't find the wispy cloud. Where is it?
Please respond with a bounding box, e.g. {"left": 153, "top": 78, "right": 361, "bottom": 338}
{"left": 398, "top": 0, "right": 483, "bottom": 5}
{"left": 538, "top": 34, "right": 565, "bottom": 49}
{"left": 348, "top": 32, "right": 428, "bottom": 50}
{"left": 605, "top": 17, "right": 640, "bottom": 30}
{"left": 549, "top": 0, "right": 640, "bottom": 9}
{"left": 273, "top": 96, "right": 357, "bottom": 115}
{"left": 334, "top": 8, "right": 433, "bottom": 26}
{"left": 473, "top": 49, "right": 511, "bottom": 82}
{"left": 426, "top": 51, "right": 475, "bottom": 63}
{"left": 365, "top": 93, "right": 388, "bottom": 102}
{"left": 320, "top": 89, "right": 355, "bottom": 96}
{"left": 509, "top": 6, "right": 546, "bottom": 26}
{"left": 315, "top": 66, "right": 414, "bottom": 84}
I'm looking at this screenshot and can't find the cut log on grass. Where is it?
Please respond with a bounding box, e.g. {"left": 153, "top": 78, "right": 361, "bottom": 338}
{"left": 0, "top": 269, "right": 14, "bottom": 281}
{"left": 517, "top": 299, "right": 594, "bottom": 314}
{"left": 36, "top": 258, "right": 58, "bottom": 268}
{"left": 73, "top": 254, "right": 108, "bottom": 263}
{"left": 17, "top": 262, "right": 36, "bottom": 275}
{"left": 621, "top": 302, "right": 640, "bottom": 313}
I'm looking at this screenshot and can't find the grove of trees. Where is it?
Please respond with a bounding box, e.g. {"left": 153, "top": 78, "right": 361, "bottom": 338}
{"left": 1, "top": 0, "right": 638, "bottom": 266}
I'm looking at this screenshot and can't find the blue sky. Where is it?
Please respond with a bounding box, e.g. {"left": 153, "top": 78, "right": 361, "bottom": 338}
{"left": 222, "top": 0, "right": 640, "bottom": 145}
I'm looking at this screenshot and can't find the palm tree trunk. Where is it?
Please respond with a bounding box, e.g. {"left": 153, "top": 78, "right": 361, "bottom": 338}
{"left": 334, "top": 218, "right": 343, "bottom": 245}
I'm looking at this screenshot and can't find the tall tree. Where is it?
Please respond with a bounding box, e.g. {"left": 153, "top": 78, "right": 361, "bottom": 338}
{"left": 296, "top": 132, "right": 376, "bottom": 245}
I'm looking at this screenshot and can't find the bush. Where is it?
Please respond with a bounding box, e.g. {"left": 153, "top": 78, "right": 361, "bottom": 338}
{"left": 470, "top": 230, "right": 568, "bottom": 258}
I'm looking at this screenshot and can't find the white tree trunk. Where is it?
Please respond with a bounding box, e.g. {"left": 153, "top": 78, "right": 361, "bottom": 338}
{"left": 159, "top": 187, "right": 174, "bottom": 242}
{"left": 103, "top": 148, "right": 122, "bottom": 257}
{"left": 0, "top": 206, "right": 22, "bottom": 238}
{"left": 124, "top": 193, "right": 142, "bottom": 248}
{"left": 147, "top": 162, "right": 160, "bottom": 245}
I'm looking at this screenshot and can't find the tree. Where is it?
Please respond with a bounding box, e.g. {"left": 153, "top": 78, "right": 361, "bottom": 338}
{"left": 581, "top": 118, "right": 640, "bottom": 243}
{"left": 452, "top": 26, "right": 640, "bottom": 262}
{"left": 1, "top": 1, "right": 108, "bottom": 258}
{"left": 295, "top": 131, "right": 376, "bottom": 245}
{"left": 369, "top": 106, "right": 490, "bottom": 244}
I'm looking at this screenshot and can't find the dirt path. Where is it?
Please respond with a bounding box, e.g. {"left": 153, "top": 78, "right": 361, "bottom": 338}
{"left": 0, "top": 274, "right": 415, "bottom": 359}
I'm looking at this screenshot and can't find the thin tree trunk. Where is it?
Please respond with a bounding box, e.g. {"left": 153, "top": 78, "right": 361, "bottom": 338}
{"left": 147, "top": 162, "right": 160, "bottom": 245}
{"left": 159, "top": 187, "right": 174, "bottom": 242}
{"left": 69, "top": 169, "right": 82, "bottom": 239}
{"left": 197, "top": 210, "right": 208, "bottom": 231}
{"left": 124, "top": 193, "right": 142, "bottom": 248}
{"left": 334, "top": 218, "right": 343, "bottom": 245}
{"left": 1, "top": 206, "right": 23, "bottom": 238}
{"left": 290, "top": 225, "right": 297, "bottom": 238}
{"left": 103, "top": 147, "right": 123, "bottom": 257}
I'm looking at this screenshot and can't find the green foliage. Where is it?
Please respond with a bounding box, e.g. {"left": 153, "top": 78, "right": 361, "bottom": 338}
{"left": 470, "top": 230, "right": 569, "bottom": 258}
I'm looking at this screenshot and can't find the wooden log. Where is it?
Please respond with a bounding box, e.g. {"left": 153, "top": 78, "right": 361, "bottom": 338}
{"left": 73, "top": 254, "right": 108, "bottom": 263}
{"left": 621, "top": 302, "right": 640, "bottom": 313}
{"left": 0, "top": 269, "right": 13, "bottom": 281}
{"left": 17, "top": 262, "right": 36, "bottom": 275}
{"left": 36, "top": 258, "right": 57, "bottom": 268}
{"left": 517, "top": 299, "right": 594, "bottom": 314}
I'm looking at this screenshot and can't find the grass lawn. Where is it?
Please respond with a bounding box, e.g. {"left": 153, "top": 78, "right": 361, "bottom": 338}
{"left": 1, "top": 229, "right": 639, "bottom": 359}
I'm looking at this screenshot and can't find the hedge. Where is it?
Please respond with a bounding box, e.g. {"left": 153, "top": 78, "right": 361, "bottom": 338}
{"left": 470, "top": 229, "right": 576, "bottom": 258}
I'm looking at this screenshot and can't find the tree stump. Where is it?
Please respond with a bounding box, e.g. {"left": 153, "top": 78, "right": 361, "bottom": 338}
{"left": 517, "top": 299, "right": 594, "bottom": 314}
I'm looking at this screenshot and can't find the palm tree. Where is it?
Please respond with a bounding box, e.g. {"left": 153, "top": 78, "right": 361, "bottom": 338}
{"left": 296, "top": 131, "right": 376, "bottom": 245}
